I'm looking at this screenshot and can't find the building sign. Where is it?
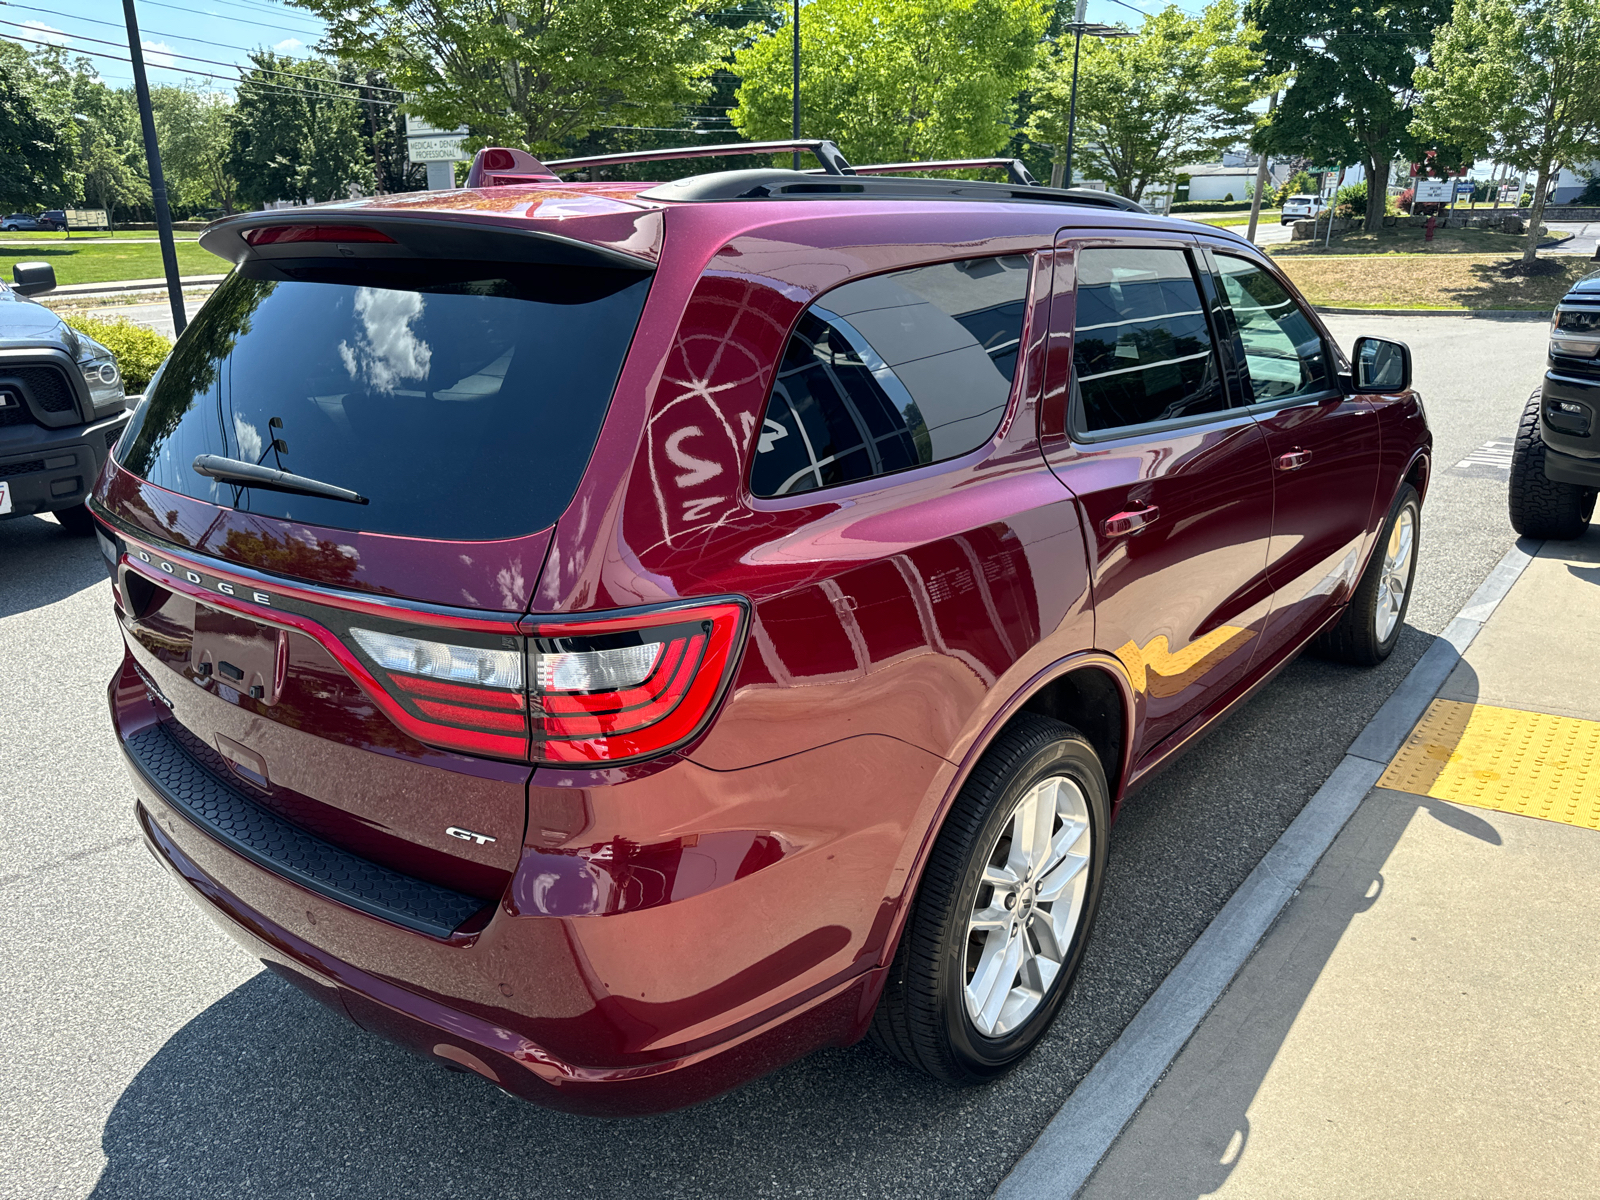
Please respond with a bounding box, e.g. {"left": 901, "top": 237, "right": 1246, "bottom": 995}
{"left": 64, "top": 208, "right": 110, "bottom": 229}
{"left": 1414, "top": 180, "right": 1453, "bottom": 204}
{"left": 405, "top": 116, "right": 469, "bottom": 164}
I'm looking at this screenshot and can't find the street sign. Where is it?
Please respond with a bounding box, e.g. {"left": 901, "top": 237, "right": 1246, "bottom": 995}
{"left": 405, "top": 115, "right": 469, "bottom": 164}
{"left": 1414, "top": 179, "right": 1452, "bottom": 203}
{"left": 64, "top": 208, "right": 109, "bottom": 229}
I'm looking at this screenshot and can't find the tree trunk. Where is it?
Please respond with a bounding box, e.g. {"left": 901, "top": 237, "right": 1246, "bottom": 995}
{"left": 1524, "top": 163, "right": 1553, "bottom": 263}
{"left": 1365, "top": 150, "right": 1386, "bottom": 230}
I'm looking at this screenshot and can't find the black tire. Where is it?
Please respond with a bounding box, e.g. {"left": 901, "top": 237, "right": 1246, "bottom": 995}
{"left": 1508, "top": 386, "right": 1595, "bottom": 539}
{"left": 52, "top": 503, "right": 97, "bottom": 537}
{"left": 871, "top": 714, "right": 1110, "bottom": 1084}
{"left": 1314, "top": 483, "right": 1420, "bottom": 667}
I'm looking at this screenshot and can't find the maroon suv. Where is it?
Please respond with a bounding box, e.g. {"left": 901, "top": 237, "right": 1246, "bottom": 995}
{"left": 92, "top": 140, "right": 1429, "bottom": 1116}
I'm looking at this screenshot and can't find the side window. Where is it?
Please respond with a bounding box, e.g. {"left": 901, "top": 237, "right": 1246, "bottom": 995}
{"left": 750, "top": 255, "right": 1031, "bottom": 498}
{"left": 1214, "top": 254, "right": 1334, "bottom": 404}
{"left": 1071, "top": 247, "right": 1227, "bottom": 435}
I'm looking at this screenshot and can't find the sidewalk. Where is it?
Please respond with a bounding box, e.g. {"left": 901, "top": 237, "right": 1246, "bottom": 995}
{"left": 1078, "top": 529, "right": 1600, "bottom": 1199}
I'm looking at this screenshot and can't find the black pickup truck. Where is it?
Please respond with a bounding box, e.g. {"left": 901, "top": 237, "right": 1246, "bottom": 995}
{"left": 0, "top": 263, "right": 130, "bottom": 536}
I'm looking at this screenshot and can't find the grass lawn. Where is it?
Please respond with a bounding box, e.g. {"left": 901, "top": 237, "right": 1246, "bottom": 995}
{"left": 1192, "top": 210, "right": 1282, "bottom": 227}
{"left": 1275, "top": 253, "right": 1590, "bottom": 310}
{"left": 0, "top": 241, "right": 224, "bottom": 286}
{"left": 0, "top": 230, "right": 201, "bottom": 242}
{"left": 1269, "top": 223, "right": 1549, "bottom": 256}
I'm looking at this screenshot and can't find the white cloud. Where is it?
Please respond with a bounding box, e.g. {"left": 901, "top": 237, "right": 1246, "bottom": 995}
{"left": 22, "top": 20, "right": 69, "bottom": 45}
{"left": 141, "top": 40, "right": 177, "bottom": 70}
{"left": 273, "top": 38, "right": 303, "bottom": 52}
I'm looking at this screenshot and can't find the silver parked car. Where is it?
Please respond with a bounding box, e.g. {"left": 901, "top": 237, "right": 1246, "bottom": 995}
{"left": 1280, "top": 194, "right": 1328, "bottom": 225}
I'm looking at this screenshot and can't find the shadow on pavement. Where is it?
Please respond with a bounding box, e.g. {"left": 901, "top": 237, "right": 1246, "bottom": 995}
{"left": 1084, "top": 659, "right": 1497, "bottom": 1200}
{"left": 0, "top": 513, "right": 105, "bottom": 618}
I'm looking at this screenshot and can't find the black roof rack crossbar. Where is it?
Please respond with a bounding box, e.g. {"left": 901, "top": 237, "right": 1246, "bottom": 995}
{"left": 547, "top": 139, "right": 856, "bottom": 177}
{"left": 848, "top": 158, "right": 1038, "bottom": 186}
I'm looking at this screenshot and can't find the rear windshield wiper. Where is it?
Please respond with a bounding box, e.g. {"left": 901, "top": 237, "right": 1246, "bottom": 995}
{"left": 192, "top": 455, "right": 369, "bottom": 505}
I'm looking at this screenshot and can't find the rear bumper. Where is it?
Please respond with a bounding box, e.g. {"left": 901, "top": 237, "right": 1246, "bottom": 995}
{"left": 1, "top": 410, "right": 127, "bottom": 517}
{"left": 110, "top": 654, "right": 928, "bottom": 1115}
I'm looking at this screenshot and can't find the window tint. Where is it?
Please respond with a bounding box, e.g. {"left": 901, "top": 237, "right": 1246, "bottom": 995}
{"left": 117, "top": 263, "right": 651, "bottom": 540}
{"left": 1215, "top": 254, "right": 1333, "bottom": 404}
{"left": 1071, "top": 247, "right": 1226, "bottom": 435}
{"left": 750, "top": 255, "right": 1030, "bottom": 497}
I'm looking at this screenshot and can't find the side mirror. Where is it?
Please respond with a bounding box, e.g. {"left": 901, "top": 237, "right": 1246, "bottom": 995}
{"left": 12, "top": 261, "right": 56, "bottom": 296}
{"left": 1352, "top": 336, "right": 1412, "bottom": 392}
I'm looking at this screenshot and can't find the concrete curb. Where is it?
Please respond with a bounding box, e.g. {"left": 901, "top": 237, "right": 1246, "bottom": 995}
{"left": 48, "top": 275, "right": 227, "bottom": 298}
{"left": 1314, "top": 306, "right": 1551, "bottom": 319}
{"left": 994, "top": 539, "right": 1542, "bottom": 1200}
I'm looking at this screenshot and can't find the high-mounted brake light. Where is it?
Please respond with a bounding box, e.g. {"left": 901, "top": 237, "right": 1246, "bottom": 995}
{"left": 243, "top": 225, "right": 396, "bottom": 246}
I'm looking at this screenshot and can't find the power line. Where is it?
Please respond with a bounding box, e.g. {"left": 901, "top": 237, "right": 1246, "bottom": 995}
{"left": 126, "top": 0, "right": 322, "bottom": 37}
{"left": 150, "top": 0, "right": 324, "bottom": 31}
{"left": 1, "top": 0, "right": 312, "bottom": 57}
{"left": 0, "top": 18, "right": 405, "bottom": 94}
{"left": 3, "top": 31, "right": 402, "bottom": 104}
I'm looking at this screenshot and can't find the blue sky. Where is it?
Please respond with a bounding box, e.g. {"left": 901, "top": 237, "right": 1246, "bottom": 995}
{"left": 3, "top": 0, "right": 1190, "bottom": 99}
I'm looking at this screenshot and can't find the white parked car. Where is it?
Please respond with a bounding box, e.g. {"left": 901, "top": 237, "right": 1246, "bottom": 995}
{"left": 1280, "top": 194, "right": 1328, "bottom": 224}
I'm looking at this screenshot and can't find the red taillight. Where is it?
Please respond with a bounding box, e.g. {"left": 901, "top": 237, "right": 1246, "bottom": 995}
{"left": 525, "top": 603, "right": 745, "bottom": 764}
{"left": 243, "top": 224, "right": 396, "bottom": 246}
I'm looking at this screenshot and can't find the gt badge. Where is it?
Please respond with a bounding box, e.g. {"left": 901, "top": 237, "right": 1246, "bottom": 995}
{"left": 446, "top": 826, "right": 497, "bottom": 846}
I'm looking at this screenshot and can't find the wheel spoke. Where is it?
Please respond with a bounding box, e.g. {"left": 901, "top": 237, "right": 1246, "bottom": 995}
{"left": 1031, "top": 910, "right": 1067, "bottom": 963}
{"left": 976, "top": 929, "right": 1025, "bottom": 1033}
{"left": 1035, "top": 849, "right": 1088, "bottom": 904}
{"left": 969, "top": 902, "right": 1010, "bottom": 932}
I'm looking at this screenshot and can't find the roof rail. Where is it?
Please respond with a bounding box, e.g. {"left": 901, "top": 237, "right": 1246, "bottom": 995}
{"left": 638, "top": 169, "right": 1148, "bottom": 213}
{"left": 546, "top": 139, "right": 856, "bottom": 177}
{"left": 849, "top": 158, "right": 1037, "bottom": 186}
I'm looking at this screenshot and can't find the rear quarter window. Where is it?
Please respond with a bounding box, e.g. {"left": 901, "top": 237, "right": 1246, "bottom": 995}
{"left": 749, "top": 254, "right": 1031, "bottom": 498}
{"left": 118, "top": 261, "right": 651, "bottom": 540}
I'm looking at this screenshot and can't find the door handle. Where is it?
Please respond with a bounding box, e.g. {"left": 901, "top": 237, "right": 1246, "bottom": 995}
{"left": 1276, "top": 449, "right": 1312, "bottom": 471}
{"left": 1104, "top": 505, "right": 1161, "bottom": 537}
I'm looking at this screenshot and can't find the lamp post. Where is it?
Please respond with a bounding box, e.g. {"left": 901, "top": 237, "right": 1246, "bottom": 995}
{"left": 1054, "top": 0, "right": 1135, "bottom": 189}
{"left": 120, "top": 0, "right": 186, "bottom": 335}
{"left": 791, "top": 0, "right": 801, "bottom": 170}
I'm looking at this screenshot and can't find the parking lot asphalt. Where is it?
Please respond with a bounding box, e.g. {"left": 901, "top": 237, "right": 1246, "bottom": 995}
{"left": 0, "top": 315, "right": 1549, "bottom": 1199}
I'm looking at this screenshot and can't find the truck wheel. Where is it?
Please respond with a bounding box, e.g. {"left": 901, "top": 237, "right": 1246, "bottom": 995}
{"left": 1509, "top": 386, "right": 1595, "bottom": 539}
{"left": 870, "top": 714, "right": 1109, "bottom": 1084}
{"left": 1315, "top": 484, "right": 1420, "bottom": 667}
{"left": 52, "top": 503, "right": 97, "bottom": 537}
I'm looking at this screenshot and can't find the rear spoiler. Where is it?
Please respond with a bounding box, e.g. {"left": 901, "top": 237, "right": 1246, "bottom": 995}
{"left": 198, "top": 208, "right": 659, "bottom": 272}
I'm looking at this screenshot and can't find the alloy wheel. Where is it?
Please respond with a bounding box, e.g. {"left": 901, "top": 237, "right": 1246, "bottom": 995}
{"left": 1375, "top": 504, "right": 1416, "bottom": 643}
{"left": 962, "top": 774, "right": 1093, "bottom": 1038}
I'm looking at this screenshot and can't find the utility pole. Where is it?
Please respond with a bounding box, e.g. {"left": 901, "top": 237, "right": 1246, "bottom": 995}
{"left": 1057, "top": 0, "right": 1133, "bottom": 190}
{"left": 121, "top": 0, "right": 186, "bottom": 336}
{"left": 1245, "top": 90, "right": 1278, "bottom": 245}
{"left": 791, "top": 0, "right": 801, "bottom": 170}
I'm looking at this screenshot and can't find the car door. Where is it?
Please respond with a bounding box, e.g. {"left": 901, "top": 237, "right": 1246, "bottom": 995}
{"left": 1040, "top": 233, "right": 1274, "bottom": 757}
{"left": 1202, "top": 246, "right": 1381, "bottom": 664}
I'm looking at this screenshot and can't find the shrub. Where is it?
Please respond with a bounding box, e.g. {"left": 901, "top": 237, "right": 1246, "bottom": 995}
{"left": 64, "top": 313, "right": 172, "bottom": 392}
{"left": 1398, "top": 186, "right": 1414, "bottom": 213}
{"left": 1272, "top": 170, "right": 1316, "bottom": 208}
{"left": 1580, "top": 176, "right": 1600, "bottom": 205}
{"left": 1222, "top": 191, "right": 1234, "bottom": 201}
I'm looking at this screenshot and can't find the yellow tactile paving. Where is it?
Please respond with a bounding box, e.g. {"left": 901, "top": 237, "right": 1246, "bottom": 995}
{"left": 1380, "top": 699, "right": 1600, "bottom": 830}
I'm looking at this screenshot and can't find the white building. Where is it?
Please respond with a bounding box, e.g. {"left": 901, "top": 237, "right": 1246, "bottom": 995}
{"left": 1181, "top": 160, "right": 1292, "bottom": 203}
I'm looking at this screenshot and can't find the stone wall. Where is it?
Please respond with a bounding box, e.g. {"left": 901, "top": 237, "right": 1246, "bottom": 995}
{"left": 1291, "top": 211, "right": 1526, "bottom": 239}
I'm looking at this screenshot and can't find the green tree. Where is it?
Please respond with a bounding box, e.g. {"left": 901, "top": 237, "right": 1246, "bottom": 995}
{"left": 1413, "top": 0, "right": 1600, "bottom": 261}
{"left": 289, "top": 0, "right": 738, "bottom": 156}
{"left": 730, "top": 0, "right": 1049, "bottom": 165}
{"left": 0, "top": 42, "right": 72, "bottom": 210}
{"left": 1249, "top": 0, "right": 1451, "bottom": 230}
{"left": 1025, "top": 1, "right": 1260, "bottom": 200}
{"left": 78, "top": 87, "right": 149, "bottom": 224}
{"left": 154, "top": 86, "right": 239, "bottom": 214}
{"left": 226, "top": 53, "right": 374, "bottom": 206}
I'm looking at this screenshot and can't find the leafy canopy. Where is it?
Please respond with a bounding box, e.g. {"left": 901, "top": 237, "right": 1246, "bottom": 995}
{"left": 730, "top": 0, "right": 1049, "bottom": 164}
{"left": 1248, "top": 0, "right": 1452, "bottom": 226}
{"left": 289, "top": 0, "right": 741, "bottom": 155}
{"left": 1413, "top": 0, "right": 1600, "bottom": 259}
{"left": 1025, "top": 0, "right": 1261, "bottom": 200}
{"left": 225, "top": 53, "right": 374, "bottom": 206}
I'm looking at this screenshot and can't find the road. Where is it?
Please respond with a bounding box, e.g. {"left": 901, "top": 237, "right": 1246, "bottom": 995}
{"left": 0, "top": 315, "right": 1549, "bottom": 1199}
{"left": 1545, "top": 220, "right": 1600, "bottom": 256}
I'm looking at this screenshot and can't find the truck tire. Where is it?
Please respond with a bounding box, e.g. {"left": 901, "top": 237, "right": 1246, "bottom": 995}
{"left": 52, "top": 503, "right": 97, "bottom": 537}
{"left": 1508, "top": 386, "right": 1595, "bottom": 539}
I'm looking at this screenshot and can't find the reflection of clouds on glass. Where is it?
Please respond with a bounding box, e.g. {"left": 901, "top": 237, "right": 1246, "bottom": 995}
{"left": 233, "top": 414, "right": 262, "bottom": 461}
{"left": 337, "top": 287, "right": 431, "bottom": 394}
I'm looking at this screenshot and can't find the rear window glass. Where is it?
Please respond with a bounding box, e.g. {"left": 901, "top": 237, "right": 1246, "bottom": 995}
{"left": 118, "top": 262, "right": 651, "bottom": 540}
{"left": 750, "top": 254, "right": 1030, "bottom": 498}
